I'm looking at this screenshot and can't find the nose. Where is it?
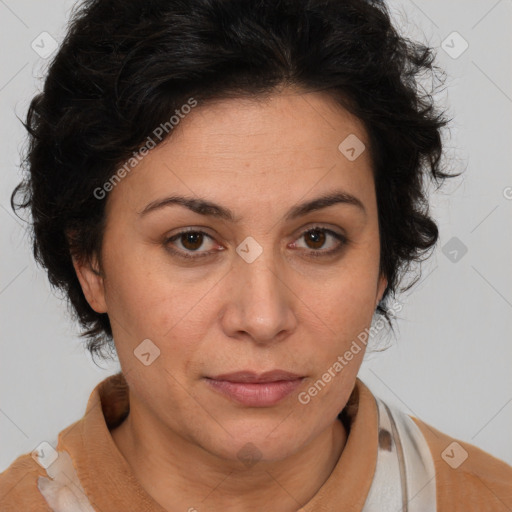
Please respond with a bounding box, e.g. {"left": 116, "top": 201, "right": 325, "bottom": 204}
{"left": 218, "top": 248, "right": 298, "bottom": 345}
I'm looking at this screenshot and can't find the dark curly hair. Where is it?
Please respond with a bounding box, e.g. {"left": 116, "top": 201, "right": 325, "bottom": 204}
{"left": 11, "top": 0, "right": 459, "bottom": 360}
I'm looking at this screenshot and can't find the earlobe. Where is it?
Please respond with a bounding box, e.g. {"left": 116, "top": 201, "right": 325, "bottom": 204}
{"left": 376, "top": 274, "right": 388, "bottom": 308}
{"left": 71, "top": 255, "right": 108, "bottom": 313}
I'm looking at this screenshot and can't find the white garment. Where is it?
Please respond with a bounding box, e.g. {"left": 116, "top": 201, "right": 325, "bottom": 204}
{"left": 362, "top": 397, "right": 437, "bottom": 511}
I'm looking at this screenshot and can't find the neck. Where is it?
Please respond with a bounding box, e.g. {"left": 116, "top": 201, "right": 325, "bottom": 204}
{"left": 111, "top": 393, "right": 348, "bottom": 512}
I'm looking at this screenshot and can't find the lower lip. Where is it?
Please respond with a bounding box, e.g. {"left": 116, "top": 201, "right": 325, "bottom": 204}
{"left": 205, "top": 378, "right": 304, "bottom": 407}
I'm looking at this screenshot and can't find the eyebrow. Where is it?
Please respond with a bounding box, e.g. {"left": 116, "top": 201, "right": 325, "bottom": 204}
{"left": 138, "top": 190, "right": 366, "bottom": 222}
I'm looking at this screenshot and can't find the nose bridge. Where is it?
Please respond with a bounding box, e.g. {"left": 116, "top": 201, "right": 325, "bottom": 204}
{"left": 224, "top": 234, "right": 296, "bottom": 342}
{"left": 236, "top": 231, "right": 288, "bottom": 290}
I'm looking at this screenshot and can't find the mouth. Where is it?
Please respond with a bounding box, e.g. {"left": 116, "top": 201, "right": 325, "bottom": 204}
{"left": 204, "top": 370, "right": 305, "bottom": 407}
{"left": 207, "top": 369, "right": 303, "bottom": 383}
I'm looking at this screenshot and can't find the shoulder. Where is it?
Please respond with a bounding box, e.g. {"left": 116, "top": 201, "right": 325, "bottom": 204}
{"left": 0, "top": 452, "right": 52, "bottom": 511}
{"left": 412, "top": 416, "right": 512, "bottom": 511}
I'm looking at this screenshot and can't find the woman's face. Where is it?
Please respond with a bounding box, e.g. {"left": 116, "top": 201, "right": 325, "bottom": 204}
{"left": 76, "top": 90, "right": 387, "bottom": 464}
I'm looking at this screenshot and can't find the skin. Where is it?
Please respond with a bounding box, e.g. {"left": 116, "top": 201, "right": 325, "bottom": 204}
{"left": 73, "top": 89, "right": 387, "bottom": 512}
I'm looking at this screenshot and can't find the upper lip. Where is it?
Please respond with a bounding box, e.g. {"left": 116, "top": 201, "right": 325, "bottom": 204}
{"left": 207, "top": 370, "right": 303, "bottom": 383}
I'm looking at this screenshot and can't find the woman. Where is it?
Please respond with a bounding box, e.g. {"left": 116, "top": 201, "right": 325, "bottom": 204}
{"left": 1, "top": 0, "right": 511, "bottom": 510}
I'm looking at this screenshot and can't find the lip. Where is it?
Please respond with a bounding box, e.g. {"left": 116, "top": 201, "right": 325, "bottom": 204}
{"left": 204, "top": 370, "right": 305, "bottom": 407}
{"left": 209, "top": 370, "right": 303, "bottom": 383}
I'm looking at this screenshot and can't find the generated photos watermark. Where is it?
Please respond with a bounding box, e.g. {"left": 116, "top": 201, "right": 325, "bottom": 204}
{"left": 93, "top": 97, "right": 198, "bottom": 200}
{"left": 298, "top": 300, "right": 403, "bottom": 405}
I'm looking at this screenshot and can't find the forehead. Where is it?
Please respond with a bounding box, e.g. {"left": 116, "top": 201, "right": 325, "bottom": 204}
{"left": 168, "top": 91, "right": 367, "bottom": 161}
{"left": 105, "top": 90, "right": 374, "bottom": 218}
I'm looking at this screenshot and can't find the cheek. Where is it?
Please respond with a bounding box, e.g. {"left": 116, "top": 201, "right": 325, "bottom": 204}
{"left": 315, "top": 267, "right": 379, "bottom": 331}
{"left": 100, "top": 240, "right": 172, "bottom": 339}
{"left": 303, "top": 282, "right": 374, "bottom": 409}
{"left": 101, "top": 241, "right": 216, "bottom": 371}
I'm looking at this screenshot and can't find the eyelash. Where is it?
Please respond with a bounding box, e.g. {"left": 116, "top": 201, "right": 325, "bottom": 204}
{"left": 163, "top": 227, "right": 348, "bottom": 260}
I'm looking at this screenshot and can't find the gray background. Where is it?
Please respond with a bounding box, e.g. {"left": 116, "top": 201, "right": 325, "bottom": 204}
{"left": 1, "top": 0, "right": 511, "bottom": 472}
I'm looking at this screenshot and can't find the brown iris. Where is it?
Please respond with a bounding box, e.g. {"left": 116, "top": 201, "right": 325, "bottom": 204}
{"left": 304, "top": 229, "right": 326, "bottom": 250}
{"left": 181, "top": 232, "right": 204, "bottom": 251}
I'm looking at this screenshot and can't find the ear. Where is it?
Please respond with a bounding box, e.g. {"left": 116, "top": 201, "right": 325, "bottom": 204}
{"left": 375, "top": 273, "right": 388, "bottom": 308}
{"left": 71, "top": 253, "right": 108, "bottom": 314}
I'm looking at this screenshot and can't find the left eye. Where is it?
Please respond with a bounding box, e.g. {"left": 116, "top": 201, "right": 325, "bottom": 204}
{"left": 164, "top": 227, "right": 346, "bottom": 260}
{"left": 292, "top": 227, "right": 346, "bottom": 255}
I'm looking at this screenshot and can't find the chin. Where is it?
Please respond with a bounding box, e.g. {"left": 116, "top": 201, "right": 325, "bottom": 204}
{"left": 201, "top": 422, "right": 312, "bottom": 466}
